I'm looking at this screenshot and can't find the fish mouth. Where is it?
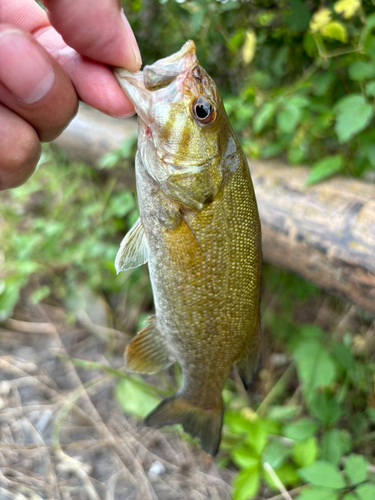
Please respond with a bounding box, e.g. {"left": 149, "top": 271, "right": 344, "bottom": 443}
{"left": 114, "top": 40, "right": 198, "bottom": 124}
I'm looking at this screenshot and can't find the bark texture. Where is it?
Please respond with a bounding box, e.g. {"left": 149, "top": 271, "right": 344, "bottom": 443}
{"left": 250, "top": 161, "right": 375, "bottom": 314}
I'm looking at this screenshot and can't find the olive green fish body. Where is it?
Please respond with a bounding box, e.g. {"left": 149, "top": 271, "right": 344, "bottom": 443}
{"left": 114, "top": 41, "right": 262, "bottom": 455}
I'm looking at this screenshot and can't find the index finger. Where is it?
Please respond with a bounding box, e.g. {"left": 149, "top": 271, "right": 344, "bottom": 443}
{"left": 42, "top": 0, "right": 141, "bottom": 71}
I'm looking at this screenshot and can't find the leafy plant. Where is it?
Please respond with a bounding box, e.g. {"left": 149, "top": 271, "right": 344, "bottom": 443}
{"left": 126, "top": 0, "right": 375, "bottom": 182}
{"left": 0, "top": 144, "right": 150, "bottom": 324}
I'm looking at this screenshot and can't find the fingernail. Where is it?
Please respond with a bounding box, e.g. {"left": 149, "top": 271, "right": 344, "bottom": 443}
{"left": 115, "top": 110, "right": 136, "bottom": 119}
{"left": 121, "top": 10, "right": 142, "bottom": 69}
{"left": 0, "top": 29, "right": 55, "bottom": 104}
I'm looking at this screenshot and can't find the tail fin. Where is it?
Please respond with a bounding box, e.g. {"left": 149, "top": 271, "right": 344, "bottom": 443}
{"left": 145, "top": 394, "right": 223, "bottom": 456}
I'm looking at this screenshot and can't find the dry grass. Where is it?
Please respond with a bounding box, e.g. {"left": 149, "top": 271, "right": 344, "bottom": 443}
{"left": 0, "top": 303, "right": 232, "bottom": 500}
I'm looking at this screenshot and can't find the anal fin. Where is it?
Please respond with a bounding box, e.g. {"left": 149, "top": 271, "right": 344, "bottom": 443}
{"left": 115, "top": 218, "right": 148, "bottom": 274}
{"left": 125, "top": 317, "right": 175, "bottom": 374}
{"left": 235, "top": 321, "right": 261, "bottom": 390}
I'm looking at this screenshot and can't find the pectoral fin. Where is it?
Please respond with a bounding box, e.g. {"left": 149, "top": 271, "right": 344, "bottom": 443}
{"left": 115, "top": 218, "right": 148, "bottom": 274}
{"left": 235, "top": 321, "right": 261, "bottom": 389}
{"left": 159, "top": 179, "right": 204, "bottom": 212}
{"left": 126, "top": 317, "right": 175, "bottom": 374}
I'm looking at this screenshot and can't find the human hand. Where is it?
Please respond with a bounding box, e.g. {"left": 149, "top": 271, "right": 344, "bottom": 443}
{"left": 0, "top": 0, "right": 141, "bottom": 190}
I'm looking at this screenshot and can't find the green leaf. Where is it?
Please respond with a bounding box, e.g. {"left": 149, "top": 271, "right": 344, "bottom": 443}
{"left": 292, "top": 437, "right": 318, "bottom": 467}
{"left": 303, "top": 32, "right": 318, "bottom": 57}
{"left": 277, "top": 103, "right": 302, "bottom": 133}
{"left": 306, "top": 155, "right": 344, "bottom": 186}
{"left": 365, "top": 14, "right": 375, "bottom": 33}
{"left": 253, "top": 102, "right": 276, "bottom": 133}
{"left": 244, "top": 422, "right": 268, "bottom": 455}
{"left": 262, "top": 440, "right": 290, "bottom": 469}
{"left": 344, "top": 454, "right": 369, "bottom": 485}
{"left": 298, "top": 461, "right": 346, "bottom": 489}
{"left": 29, "top": 285, "right": 51, "bottom": 305}
{"left": 190, "top": 9, "right": 205, "bottom": 33}
{"left": 225, "top": 411, "right": 254, "bottom": 435}
{"left": 268, "top": 405, "right": 299, "bottom": 421}
{"left": 103, "top": 191, "right": 134, "bottom": 220}
{"left": 119, "top": 135, "right": 137, "bottom": 158}
{"left": 334, "top": 94, "right": 374, "bottom": 143}
{"left": 261, "top": 141, "right": 286, "bottom": 158}
{"left": 283, "top": 419, "right": 319, "bottom": 442}
{"left": 364, "top": 36, "right": 375, "bottom": 61}
{"left": 0, "top": 277, "right": 27, "bottom": 321}
{"left": 321, "top": 21, "right": 348, "bottom": 43}
{"left": 273, "top": 462, "right": 300, "bottom": 487}
{"left": 349, "top": 61, "right": 375, "bottom": 81}
{"left": 294, "top": 339, "right": 336, "bottom": 391}
{"left": 288, "top": 96, "right": 310, "bottom": 108}
{"left": 311, "top": 72, "right": 334, "bottom": 96}
{"left": 288, "top": 145, "right": 306, "bottom": 165}
{"left": 331, "top": 343, "right": 355, "bottom": 370}
{"left": 356, "top": 484, "right": 375, "bottom": 500}
{"left": 368, "top": 408, "right": 375, "bottom": 423}
{"left": 228, "top": 31, "right": 244, "bottom": 52}
{"left": 321, "top": 430, "right": 352, "bottom": 464}
{"left": 296, "top": 486, "right": 339, "bottom": 500}
{"left": 232, "top": 466, "right": 260, "bottom": 500}
{"left": 356, "top": 485, "right": 375, "bottom": 500}
{"left": 286, "top": 0, "right": 311, "bottom": 31}
{"left": 343, "top": 494, "right": 357, "bottom": 500}
{"left": 365, "top": 81, "right": 375, "bottom": 97}
{"left": 300, "top": 324, "right": 325, "bottom": 340}
{"left": 307, "top": 392, "right": 343, "bottom": 426}
{"left": 115, "top": 378, "right": 162, "bottom": 419}
{"left": 232, "top": 444, "right": 260, "bottom": 469}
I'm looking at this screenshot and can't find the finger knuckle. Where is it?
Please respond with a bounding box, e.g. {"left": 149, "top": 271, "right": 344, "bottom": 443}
{"left": 1, "top": 127, "right": 41, "bottom": 189}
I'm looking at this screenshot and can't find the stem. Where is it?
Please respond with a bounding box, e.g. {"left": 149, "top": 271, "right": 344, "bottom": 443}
{"left": 256, "top": 363, "right": 296, "bottom": 417}
{"left": 263, "top": 462, "right": 293, "bottom": 500}
{"left": 57, "top": 355, "right": 170, "bottom": 397}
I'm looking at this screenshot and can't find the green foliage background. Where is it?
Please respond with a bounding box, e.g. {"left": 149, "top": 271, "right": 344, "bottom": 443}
{"left": 128, "top": 0, "right": 375, "bottom": 182}
{"left": 1, "top": 1, "right": 375, "bottom": 499}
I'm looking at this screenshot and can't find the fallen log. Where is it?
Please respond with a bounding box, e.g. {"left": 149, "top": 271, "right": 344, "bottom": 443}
{"left": 53, "top": 105, "right": 375, "bottom": 315}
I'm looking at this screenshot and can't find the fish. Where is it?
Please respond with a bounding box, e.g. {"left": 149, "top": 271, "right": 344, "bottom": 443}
{"left": 114, "top": 40, "right": 262, "bottom": 456}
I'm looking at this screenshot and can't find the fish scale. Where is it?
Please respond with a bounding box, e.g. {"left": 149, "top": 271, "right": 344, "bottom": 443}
{"left": 114, "top": 40, "right": 262, "bottom": 455}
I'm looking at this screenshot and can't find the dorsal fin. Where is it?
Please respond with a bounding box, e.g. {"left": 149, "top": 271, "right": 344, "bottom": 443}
{"left": 115, "top": 218, "right": 148, "bottom": 274}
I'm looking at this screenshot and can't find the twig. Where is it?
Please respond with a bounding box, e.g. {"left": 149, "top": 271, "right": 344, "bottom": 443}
{"left": 38, "top": 304, "right": 155, "bottom": 500}
{"left": 75, "top": 309, "right": 131, "bottom": 340}
{"left": 56, "top": 355, "right": 170, "bottom": 397}
{"left": 256, "top": 363, "right": 295, "bottom": 416}
{"left": 266, "top": 485, "right": 305, "bottom": 500}
{"left": 1, "top": 317, "right": 55, "bottom": 334}
{"left": 51, "top": 373, "right": 112, "bottom": 450}
{"left": 263, "top": 462, "right": 293, "bottom": 500}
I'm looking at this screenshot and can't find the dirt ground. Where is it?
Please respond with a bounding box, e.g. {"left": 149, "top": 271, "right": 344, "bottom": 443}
{"left": 0, "top": 302, "right": 233, "bottom": 500}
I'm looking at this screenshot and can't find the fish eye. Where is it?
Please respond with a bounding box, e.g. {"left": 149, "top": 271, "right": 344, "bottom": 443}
{"left": 192, "top": 98, "right": 216, "bottom": 126}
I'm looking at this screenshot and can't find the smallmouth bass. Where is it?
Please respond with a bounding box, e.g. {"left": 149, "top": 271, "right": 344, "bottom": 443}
{"left": 114, "top": 41, "right": 262, "bottom": 456}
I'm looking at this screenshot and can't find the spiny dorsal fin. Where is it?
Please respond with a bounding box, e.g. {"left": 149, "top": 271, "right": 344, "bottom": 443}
{"left": 115, "top": 218, "right": 148, "bottom": 274}
{"left": 126, "top": 317, "right": 175, "bottom": 374}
